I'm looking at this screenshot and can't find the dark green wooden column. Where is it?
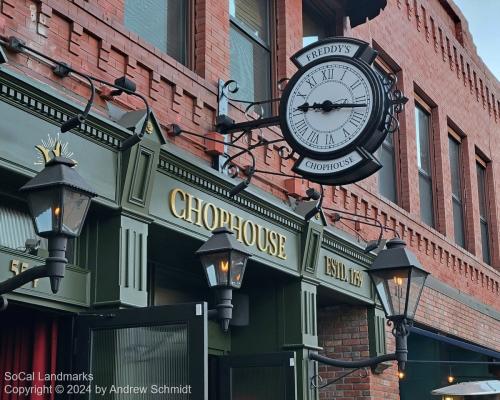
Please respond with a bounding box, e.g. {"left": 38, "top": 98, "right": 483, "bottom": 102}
{"left": 89, "top": 212, "right": 150, "bottom": 308}
{"left": 90, "top": 124, "right": 164, "bottom": 308}
{"left": 278, "top": 220, "right": 324, "bottom": 400}
{"left": 280, "top": 278, "right": 319, "bottom": 400}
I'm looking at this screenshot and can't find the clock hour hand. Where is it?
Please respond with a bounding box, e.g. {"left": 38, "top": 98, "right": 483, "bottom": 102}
{"left": 324, "top": 100, "right": 368, "bottom": 110}
{"left": 297, "top": 102, "right": 326, "bottom": 112}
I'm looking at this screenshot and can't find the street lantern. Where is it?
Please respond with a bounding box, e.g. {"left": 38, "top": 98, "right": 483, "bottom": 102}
{"left": 17, "top": 156, "right": 96, "bottom": 294}
{"left": 368, "top": 237, "right": 429, "bottom": 321}
{"left": 21, "top": 157, "right": 95, "bottom": 238}
{"left": 310, "top": 236, "right": 430, "bottom": 375}
{"left": 196, "top": 227, "right": 252, "bottom": 332}
{"left": 196, "top": 227, "right": 252, "bottom": 289}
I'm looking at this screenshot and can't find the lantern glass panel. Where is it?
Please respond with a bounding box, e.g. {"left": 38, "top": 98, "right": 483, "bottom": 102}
{"left": 229, "top": 251, "right": 248, "bottom": 288}
{"left": 27, "top": 188, "right": 62, "bottom": 236}
{"left": 200, "top": 252, "right": 231, "bottom": 287}
{"left": 62, "top": 188, "right": 91, "bottom": 236}
{"left": 371, "top": 268, "right": 411, "bottom": 319}
{"left": 405, "top": 268, "right": 428, "bottom": 319}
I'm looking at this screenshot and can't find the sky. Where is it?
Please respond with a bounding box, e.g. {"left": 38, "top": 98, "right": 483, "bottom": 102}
{"left": 453, "top": 0, "right": 500, "bottom": 80}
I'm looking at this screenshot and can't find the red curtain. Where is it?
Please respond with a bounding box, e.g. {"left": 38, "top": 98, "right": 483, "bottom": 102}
{"left": 0, "top": 310, "right": 58, "bottom": 400}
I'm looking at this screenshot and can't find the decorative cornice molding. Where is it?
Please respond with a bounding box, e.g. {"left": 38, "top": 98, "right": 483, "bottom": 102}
{"left": 322, "top": 231, "right": 374, "bottom": 267}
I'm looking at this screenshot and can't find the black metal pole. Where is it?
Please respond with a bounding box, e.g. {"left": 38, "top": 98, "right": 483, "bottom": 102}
{"left": 216, "top": 116, "right": 280, "bottom": 134}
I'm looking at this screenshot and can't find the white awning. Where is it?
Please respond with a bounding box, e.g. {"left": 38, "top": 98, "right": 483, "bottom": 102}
{"left": 432, "top": 380, "right": 500, "bottom": 396}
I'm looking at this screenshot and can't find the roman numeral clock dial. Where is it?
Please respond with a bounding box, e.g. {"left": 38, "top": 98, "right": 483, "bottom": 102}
{"left": 276, "top": 38, "right": 403, "bottom": 185}
{"left": 283, "top": 60, "right": 374, "bottom": 156}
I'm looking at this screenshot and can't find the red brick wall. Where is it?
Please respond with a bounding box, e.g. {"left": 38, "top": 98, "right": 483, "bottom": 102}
{"left": 0, "top": 0, "right": 499, "bottom": 351}
{"left": 318, "top": 306, "right": 400, "bottom": 400}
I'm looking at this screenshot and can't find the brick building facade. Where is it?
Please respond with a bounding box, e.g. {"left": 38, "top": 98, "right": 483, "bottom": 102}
{"left": 0, "top": 0, "right": 499, "bottom": 399}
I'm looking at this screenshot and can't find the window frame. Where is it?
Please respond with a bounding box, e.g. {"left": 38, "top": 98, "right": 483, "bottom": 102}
{"left": 448, "top": 130, "right": 466, "bottom": 248}
{"left": 476, "top": 155, "right": 492, "bottom": 264}
{"left": 186, "top": 0, "right": 195, "bottom": 69}
{"left": 414, "top": 95, "right": 436, "bottom": 228}
{"left": 229, "top": 0, "right": 274, "bottom": 113}
{"left": 374, "top": 59, "right": 400, "bottom": 204}
{"left": 302, "top": 0, "right": 339, "bottom": 48}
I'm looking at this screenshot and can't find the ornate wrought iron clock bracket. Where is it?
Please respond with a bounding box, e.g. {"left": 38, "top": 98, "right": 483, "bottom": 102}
{"left": 215, "top": 79, "right": 284, "bottom": 135}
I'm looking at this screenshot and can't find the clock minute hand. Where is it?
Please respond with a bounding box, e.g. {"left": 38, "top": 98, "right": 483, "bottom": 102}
{"left": 332, "top": 103, "right": 368, "bottom": 108}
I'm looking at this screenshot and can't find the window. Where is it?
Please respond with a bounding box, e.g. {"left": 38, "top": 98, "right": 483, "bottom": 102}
{"left": 378, "top": 131, "right": 398, "bottom": 203}
{"left": 476, "top": 159, "right": 491, "bottom": 264}
{"left": 448, "top": 134, "right": 465, "bottom": 248}
{"left": 302, "top": 2, "right": 335, "bottom": 47}
{"left": 375, "top": 64, "right": 397, "bottom": 203}
{"left": 124, "top": 0, "right": 190, "bottom": 65}
{"left": 229, "top": 0, "right": 271, "bottom": 115}
{"left": 415, "top": 102, "right": 434, "bottom": 227}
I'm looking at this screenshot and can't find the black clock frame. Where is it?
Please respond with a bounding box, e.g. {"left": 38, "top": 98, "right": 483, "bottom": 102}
{"left": 278, "top": 55, "right": 388, "bottom": 161}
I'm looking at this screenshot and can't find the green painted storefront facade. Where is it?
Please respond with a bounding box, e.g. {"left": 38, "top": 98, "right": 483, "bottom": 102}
{"left": 0, "top": 66, "right": 387, "bottom": 399}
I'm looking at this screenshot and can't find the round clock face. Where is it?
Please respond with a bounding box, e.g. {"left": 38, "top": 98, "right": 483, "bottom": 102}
{"left": 283, "top": 59, "right": 376, "bottom": 156}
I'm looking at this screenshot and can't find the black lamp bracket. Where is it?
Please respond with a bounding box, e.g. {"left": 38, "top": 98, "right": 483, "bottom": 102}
{"left": 0, "top": 235, "right": 69, "bottom": 310}
{"left": 0, "top": 36, "right": 150, "bottom": 151}
{"left": 310, "top": 367, "right": 368, "bottom": 389}
{"left": 309, "top": 318, "right": 411, "bottom": 389}
{"left": 206, "top": 287, "right": 234, "bottom": 333}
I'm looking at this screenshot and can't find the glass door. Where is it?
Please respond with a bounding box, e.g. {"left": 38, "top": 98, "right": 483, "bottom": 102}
{"left": 219, "top": 352, "right": 297, "bottom": 400}
{"left": 74, "top": 302, "right": 208, "bottom": 399}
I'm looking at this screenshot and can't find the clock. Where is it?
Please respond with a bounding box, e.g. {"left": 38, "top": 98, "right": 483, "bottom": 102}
{"left": 213, "top": 37, "right": 406, "bottom": 188}
{"left": 279, "top": 55, "right": 386, "bottom": 160}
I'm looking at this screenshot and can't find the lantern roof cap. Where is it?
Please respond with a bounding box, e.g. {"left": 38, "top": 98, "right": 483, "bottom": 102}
{"left": 369, "top": 237, "right": 429, "bottom": 275}
{"left": 20, "top": 156, "right": 97, "bottom": 197}
{"left": 196, "top": 227, "right": 253, "bottom": 257}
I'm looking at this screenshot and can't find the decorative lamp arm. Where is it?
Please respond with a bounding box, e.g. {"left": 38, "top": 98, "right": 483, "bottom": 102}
{"left": 310, "top": 319, "right": 410, "bottom": 373}
{"left": 0, "top": 265, "right": 47, "bottom": 295}
{"left": 309, "top": 351, "right": 397, "bottom": 369}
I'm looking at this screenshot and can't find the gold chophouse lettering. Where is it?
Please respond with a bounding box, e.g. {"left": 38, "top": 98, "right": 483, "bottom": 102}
{"left": 169, "top": 188, "right": 287, "bottom": 260}
{"left": 325, "top": 256, "right": 364, "bottom": 288}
